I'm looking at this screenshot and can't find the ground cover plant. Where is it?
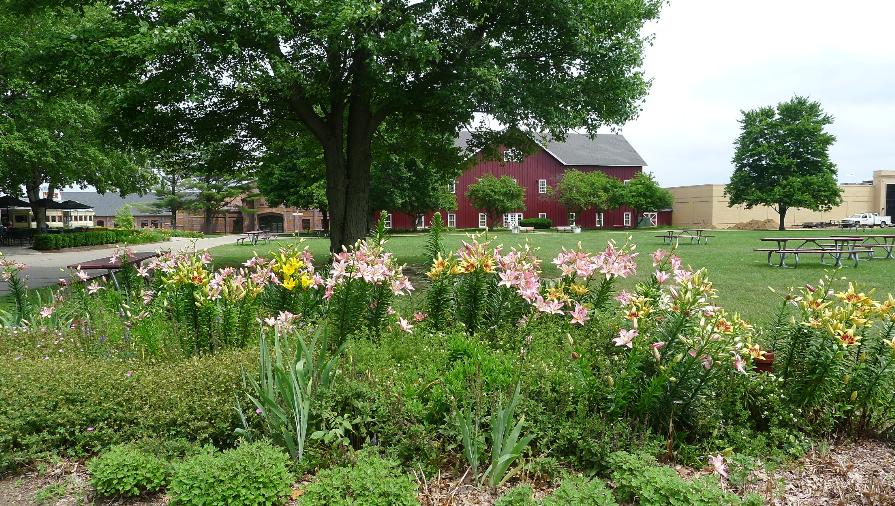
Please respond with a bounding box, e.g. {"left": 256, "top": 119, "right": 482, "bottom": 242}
{"left": 1, "top": 221, "right": 895, "bottom": 504}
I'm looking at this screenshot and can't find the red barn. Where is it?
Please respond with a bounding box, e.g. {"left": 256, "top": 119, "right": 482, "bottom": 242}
{"left": 387, "top": 132, "right": 668, "bottom": 230}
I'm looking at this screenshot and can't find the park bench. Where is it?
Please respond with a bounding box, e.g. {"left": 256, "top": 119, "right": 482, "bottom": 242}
{"left": 236, "top": 233, "right": 250, "bottom": 245}
{"left": 554, "top": 226, "right": 575, "bottom": 233}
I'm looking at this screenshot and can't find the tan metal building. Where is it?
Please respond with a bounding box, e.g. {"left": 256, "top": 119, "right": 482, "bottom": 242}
{"left": 667, "top": 170, "right": 895, "bottom": 228}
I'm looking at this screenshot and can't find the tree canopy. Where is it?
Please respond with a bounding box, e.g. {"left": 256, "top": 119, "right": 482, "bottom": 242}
{"left": 0, "top": 4, "right": 151, "bottom": 229}
{"left": 725, "top": 96, "right": 841, "bottom": 230}
{"left": 466, "top": 175, "right": 525, "bottom": 227}
{"left": 621, "top": 172, "right": 672, "bottom": 225}
{"left": 110, "top": 0, "right": 662, "bottom": 250}
{"left": 553, "top": 170, "right": 624, "bottom": 215}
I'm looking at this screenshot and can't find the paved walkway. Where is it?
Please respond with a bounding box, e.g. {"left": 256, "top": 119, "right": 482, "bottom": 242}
{"left": 0, "top": 235, "right": 240, "bottom": 293}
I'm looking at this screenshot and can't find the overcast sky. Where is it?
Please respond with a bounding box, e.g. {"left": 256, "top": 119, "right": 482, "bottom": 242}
{"left": 618, "top": 0, "right": 895, "bottom": 187}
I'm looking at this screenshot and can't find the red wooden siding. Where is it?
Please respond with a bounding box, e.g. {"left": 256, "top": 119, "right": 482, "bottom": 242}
{"left": 385, "top": 147, "right": 651, "bottom": 230}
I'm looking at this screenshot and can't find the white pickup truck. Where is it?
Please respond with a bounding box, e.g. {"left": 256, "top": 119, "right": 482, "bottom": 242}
{"left": 840, "top": 212, "right": 892, "bottom": 228}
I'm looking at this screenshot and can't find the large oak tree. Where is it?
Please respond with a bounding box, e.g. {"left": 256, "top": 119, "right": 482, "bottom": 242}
{"left": 726, "top": 96, "right": 841, "bottom": 230}
{"left": 112, "top": 0, "right": 662, "bottom": 250}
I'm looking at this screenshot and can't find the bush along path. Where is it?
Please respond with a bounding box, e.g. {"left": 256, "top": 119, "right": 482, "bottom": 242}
{"left": 2, "top": 217, "right": 895, "bottom": 505}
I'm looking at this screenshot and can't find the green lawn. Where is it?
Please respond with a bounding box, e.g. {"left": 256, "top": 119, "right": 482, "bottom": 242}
{"left": 210, "top": 229, "right": 895, "bottom": 324}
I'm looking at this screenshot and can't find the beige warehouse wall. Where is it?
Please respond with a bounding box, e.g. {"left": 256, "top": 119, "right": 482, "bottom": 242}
{"left": 667, "top": 184, "right": 876, "bottom": 228}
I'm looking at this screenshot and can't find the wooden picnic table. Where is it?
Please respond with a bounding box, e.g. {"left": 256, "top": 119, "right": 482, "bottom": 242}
{"left": 656, "top": 228, "right": 714, "bottom": 245}
{"left": 858, "top": 234, "right": 895, "bottom": 259}
{"left": 756, "top": 236, "right": 870, "bottom": 268}
{"left": 237, "top": 230, "right": 273, "bottom": 246}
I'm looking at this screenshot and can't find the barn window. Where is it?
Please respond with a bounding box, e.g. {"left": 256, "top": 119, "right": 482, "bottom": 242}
{"left": 449, "top": 180, "right": 457, "bottom": 194}
{"left": 596, "top": 213, "right": 604, "bottom": 228}
{"left": 568, "top": 212, "right": 576, "bottom": 226}
{"left": 538, "top": 212, "right": 547, "bottom": 219}
{"left": 384, "top": 213, "right": 393, "bottom": 229}
{"left": 447, "top": 213, "right": 456, "bottom": 228}
{"left": 538, "top": 179, "right": 547, "bottom": 194}
{"left": 478, "top": 213, "right": 487, "bottom": 228}
{"left": 623, "top": 212, "right": 631, "bottom": 226}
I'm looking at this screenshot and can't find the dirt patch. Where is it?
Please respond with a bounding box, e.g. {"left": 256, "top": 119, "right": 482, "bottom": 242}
{"left": 731, "top": 219, "right": 779, "bottom": 231}
{"left": 0, "top": 460, "right": 165, "bottom": 506}
{"left": 757, "top": 440, "right": 895, "bottom": 505}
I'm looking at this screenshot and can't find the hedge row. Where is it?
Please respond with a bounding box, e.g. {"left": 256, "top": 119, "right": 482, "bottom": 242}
{"left": 33, "top": 229, "right": 168, "bottom": 250}
{"left": 0, "top": 349, "right": 255, "bottom": 471}
{"left": 519, "top": 217, "right": 553, "bottom": 229}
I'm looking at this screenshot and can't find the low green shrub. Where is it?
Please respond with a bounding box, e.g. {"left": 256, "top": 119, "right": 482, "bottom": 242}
{"left": 495, "top": 485, "right": 538, "bottom": 506}
{"left": 519, "top": 217, "right": 552, "bottom": 229}
{"left": 496, "top": 478, "right": 617, "bottom": 506}
{"left": 608, "top": 451, "right": 760, "bottom": 506}
{"left": 169, "top": 441, "right": 292, "bottom": 506}
{"left": 88, "top": 443, "right": 169, "bottom": 497}
{"left": 32, "top": 229, "right": 167, "bottom": 250}
{"left": 299, "top": 449, "right": 418, "bottom": 506}
{"left": 0, "top": 350, "right": 254, "bottom": 471}
{"left": 542, "top": 476, "right": 617, "bottom": 506}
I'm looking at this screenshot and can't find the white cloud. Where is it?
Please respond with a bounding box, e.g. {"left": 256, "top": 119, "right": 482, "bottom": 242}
{"left": 616, "top": 0, "right": 895, "bottom": 186}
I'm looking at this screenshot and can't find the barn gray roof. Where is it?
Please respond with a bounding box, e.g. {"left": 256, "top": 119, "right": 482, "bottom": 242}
{"left": 61, "top": 192, "right": 166, "bottom": 216}
{"left": 455, "top": 131, "right": 646, "bottom": 167}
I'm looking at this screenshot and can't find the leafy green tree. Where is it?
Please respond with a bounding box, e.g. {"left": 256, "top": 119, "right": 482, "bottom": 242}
{"left": 0, "top": 5, "right": 151, "bottom": 230}
{"left": 114, "top": 0, "right": 662, "bottom": 250}
{"left": 466, "top": 175, "right": 525, "bottom": 228}
{"left": 553, "top": 170, "right": 624, "bottom": 222}
{"left": 621, "top": 172, "right": 672, "bottom": 227}
{"left": 149, "top": 155, "right": 195, "bottom": 230}
{"left": 726, "top": 96, "right": 841, "bottom": 230}
{"left": 114, "top": 205, "right": 135, "bottom": 229}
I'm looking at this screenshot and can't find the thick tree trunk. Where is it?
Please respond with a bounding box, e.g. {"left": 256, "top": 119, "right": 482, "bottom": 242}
{"left": 778, "top": 206, "right": 787, "bottom": 231}
{"left": 25, "top": 184, "right": 46, "bottom": 231}
{"left": 324, "top": 146, "right": 371, "bottom": 252}
{"left": 203, "top": 207, "right": 215, "bottom": 234}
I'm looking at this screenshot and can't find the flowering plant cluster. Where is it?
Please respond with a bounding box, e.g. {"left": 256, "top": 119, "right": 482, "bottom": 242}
{"left": 324, "top": 237, "right": 414, "bottom": 341}
{"left": 775, "top": 277, "right": 895, "bottom": 432}
{"left": 425, "top": 235, "right": 639, "bottom": 335}
{"left": 609, "top": 249, "right": 756, "bottom": 430}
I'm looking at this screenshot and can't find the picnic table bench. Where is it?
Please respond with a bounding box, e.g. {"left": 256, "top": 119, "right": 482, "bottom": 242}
{"left": 656, "top": 228, "right": 715, "bottom": 245}
{"left": 554, "top": 226, "right": 579, "bottom": 233}
{"left": 756, "top": 236, "right": 872, "bottom": 268}
{"left": 236, "top": 230, "right": 275, "bottom": 246}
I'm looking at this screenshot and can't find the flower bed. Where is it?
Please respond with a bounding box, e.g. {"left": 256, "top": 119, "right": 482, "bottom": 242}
{"left": 2, "top": 217, "right": 894, "bottom": 504}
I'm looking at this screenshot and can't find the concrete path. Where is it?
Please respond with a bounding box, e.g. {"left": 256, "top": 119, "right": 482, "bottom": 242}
{"left": 0, "top": 235, "right": 240, "bottom": 293}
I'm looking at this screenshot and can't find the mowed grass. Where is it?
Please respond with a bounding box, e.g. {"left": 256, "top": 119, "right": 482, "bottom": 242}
{"left": 209, "top": 228, "right": 895, "bottom": 324}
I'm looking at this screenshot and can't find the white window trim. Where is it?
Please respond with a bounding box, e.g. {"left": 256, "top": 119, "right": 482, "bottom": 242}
{"left": 538, "top": 179, "right": 547, "bottom": 194}
{"left": 478, "top": 213, "right": 487, "bottom": 228}
{"left": 447, "top": 213, "right": 456, "bottom": 228}
{"left": 623, "top": 179, "right": 631, "bottom": 185}
{"left": 416, "top": 214, "right": 426, "bottom": 229}
{"left": 568, "top": 212, "right": 576, "bottom": 226}
{"left": 384, "top": 213, "right": 393, "bottom": 229}
{"left": 449, "top": 180, "right": 457, "bottom": 194}
{"left": 623, "top": 212, "right": 631, "bottom": 226}
{"left": 538, "top": 212, "right": 547, "bottom": 219}
{"left": 596, "top": 212, "right": 604, "bottom": 228}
